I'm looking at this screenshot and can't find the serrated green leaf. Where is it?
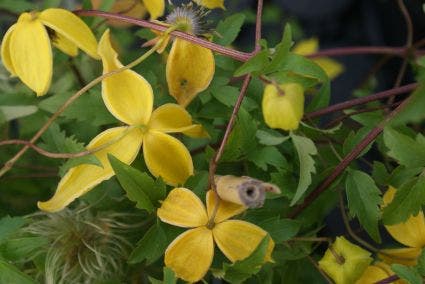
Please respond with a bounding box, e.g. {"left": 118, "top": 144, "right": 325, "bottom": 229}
{"left": 215, "top": 14, "right": 245, "bottom": 46}
{"left": 0, "top": 258, "right": 37, "bottom": 284}
{"left": 258, "top": 217, "right": 300, "bottom": 242}
{"left": 300, "top": 121, "right": 341, "bottom": 134}
{"left": 391, "top": 86, "right": 425, "bottom": 126}
{"left": 109, "top": 155, "right": 166, "bottom": 212}
{"left": 0, "top": 105, "right": 38, "bottom": 121}
{"left": 247, "top": 146, "right": 287, "bottom": 171}
{"left": 222, "top": 236, "right": 270, "bottom": 284}
{"left": 128, "top": 223, "right": 167, "bottom": 265}
{"left": 264, "top": 24, "right": 292, "bottom": 74}
{"left": 0, "top": 216, "right": 26, "bottom": 244}
{"left": 391, "top": 264, "right": 422, "bottom": 284}
{"left": 256, "top": 130, "right": 289, "bottom": 146}
{"left": 383, "top": 175, "right": 425, "bottom": 225}
{"left": 372, "top": 161, "right": 390, "bottom": 186}
{"left": 290, "top": 134, "right": 317, "bottom": 205}
{"left": 234, "top": 50, "right": 269, "bottom": 77}
{"left": 343, "top": 127, "right": 373, "bottom": 157}
{"left": 384, "top": 127, "right": 425, "bottom": 168}
{"left": 211, "top": 85, "right": 258, "bottom": 110}
{"left": 345, "top": 169, "right": 382, "bottom": 242}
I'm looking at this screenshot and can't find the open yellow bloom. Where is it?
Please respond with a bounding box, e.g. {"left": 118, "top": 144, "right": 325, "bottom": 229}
{"left": 262, "top": 83, "right": 304, "bottom": 131}
{"left": 38, "top": 30, "right": 206, "bottom": 212}
{"left": 378, "top": 186, "right": 425, "bottom": 266}
{"left": 318, "top": 236, "right": 372, "bottom": 284}
{"left": 1, "top": 9, "right": 99, "bottom": 96}
{"left": 293, "top": 38, "right": 344, "bottom": 80}
{"left": 157, "top": 188, "right": 274, "bottom": 282}
{"left": 356, "top": 262, "right": 406, "bottom": 284}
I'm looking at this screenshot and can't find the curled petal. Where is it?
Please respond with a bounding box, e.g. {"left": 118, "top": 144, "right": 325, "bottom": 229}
{"left": 166, "top": 39, "right": 215, "bottom": 107}
{"left": 143, "top": 130, "right": 193, "bottom": 186}
{"left": 165, "top": 227, "right": 214, "bottom": 282}
{"left": 98, "top": 30, "right": 153, "bottom": 125}
{"left": 1, "top": 24, "right": 17, "bottom": 76}
{"left": 10, "top": 14, "right": 52, "bottom": 96}
{"left": 142, "top": 0, "right": 165, "bottom": 20}
{"left": 91, "top": 0, "right": 147, "bottom": 27}
{"left": 355, "top": 263, "right": 399, "bottom": 284}
{"left": 293, "top": 38, "right": 319, "bottom": 55}
{"left": 206, "top": 190, "right": 246, "bottom": 223}
{"left": 38, "top": 127, "right": 143, "bottom": 212}
{"left": 157, "top": 187, "right": 208, "bottom": 228}
{"left": 313, "top": 58, "right": 344, "bottom": 80}
{"left": 383, "top": 187, "right": 425, "bottom": 248}
{"left": 39, "top": 8, "right": 99, "bottom": 59}
{"left": 52, "top": 32, "right": 78, "bottom": 57}
{"left": 213, "top": 220, "right": 274, "bottom": 262}
{"left": 149, "top": 103, "right": 208, "bottom": 137}
{"left": 378, "top": 247, "right": 422, "bottom": 267}
{"left": 262, "top": 83, "right": 304, "bottom": 131}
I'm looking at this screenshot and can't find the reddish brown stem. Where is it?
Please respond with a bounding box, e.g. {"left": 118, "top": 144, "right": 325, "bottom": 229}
{"left": 375, "top": 275, "right": 400, "bottom": 284}
{"left": 304, "top": 83, "right": 417, "bottom": 119}
{"left": 288, "top": 94, "right": 414, "bottom": 218}
{"left": 308, "top": 46, "right": 423, "bottom": 58}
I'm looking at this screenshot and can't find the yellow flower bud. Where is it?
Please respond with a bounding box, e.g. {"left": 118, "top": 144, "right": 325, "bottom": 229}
{"left": 262, "top": 83, "right": 304, "bottom": 131}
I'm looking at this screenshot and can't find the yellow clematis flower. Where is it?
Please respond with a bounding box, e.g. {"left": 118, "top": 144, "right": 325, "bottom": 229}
{"left": 37, "top": 30, "right": 207, "bottom": 212}
{"left": 193, "top": 0, "right": 225, "bottom": 9}
{"left": 1, "top": 8, "right": 99, "bottom": 96}
{"left": 262, "top": 83, "right": 304, "bottom": 131}
{"left": 157, "top": 188, "right": 274, "bottom": 282}
{"left": 293, "top": 38, "right": 344, "bottom": 80}
{"left": 318, "top": 236, "right": 372, "bottom": 284}
{"left": 356, "top": 262, "right": 406, "bottom": 284}
{"left": 378, "top": 186, "right": 425, "bottom": 266}
{"left": 91, "top": 0, "right": 164, "bottom": 21}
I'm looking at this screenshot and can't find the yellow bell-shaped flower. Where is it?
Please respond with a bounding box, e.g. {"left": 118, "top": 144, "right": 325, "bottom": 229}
{"left": 262, "top": 83, "right": 304, "bottom": 131}
{"left": 37, "top": 30, "right": 207, "bottom": 212}
{"left": 157, "top": 188, "right": 274, "bottom": 282}
{"left": 356, "top": 262, "right": 406, "bottom": 284}
{"left": 1, "top": 9, "right": 99, "bottom": 96}
{"left": 193, "top": 0, "right": 225, "bottom": 9}
{"left": 318, "top": 236, "right": 372, "bottom": 284}
{"left": 378, "top": 186, "right": 425, "bottom": 266}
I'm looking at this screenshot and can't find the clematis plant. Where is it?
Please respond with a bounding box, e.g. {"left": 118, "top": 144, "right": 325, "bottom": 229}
{"left": 157, "top": 188, "right": 274, "bottom": 282}
{"left": 1, "top": 8, "right": 99, "bottom": 96}
{"left": 38, "top": 30, "right": 207, "bottom": 212}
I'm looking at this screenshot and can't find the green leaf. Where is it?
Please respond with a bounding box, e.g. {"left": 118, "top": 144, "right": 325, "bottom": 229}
{"left": 256, "top": 129, "right": 289, "bottom": 146}
{"left": 0, "top": 105, "right": 38, "bottom": 122}
{"left": 384, "top": 127, "right": 425, "bottom": 168}
{"left": 0, "top": 258, "right": 37, "bottom": 284}
{"left": 0, "top": 236, "right": 48, "bottom": 261}
{"left": 279, "top": 53, "right": 328, "bottom": 83}
{"left": 0, "top": 0, "right": 34, "bottom": 13}
{"left": 264, "top": 24, "right": 292, "bottom": 74}
{"left": 343, "top": 127, "right": 373, "bottom": 157}
{"left": 383, "top": 175, "right": 425, "bottom": 225}
{"left": 290, "top": 134, "right": 317, "bottom": 205}
{"left": 163, "top": 267, "right": 177, "bottom": 284}
{"left": 371, "top": 161, "right": 390, "bottom": 186}
{"left": 247, "top": 146, "right": 287, "bottom": 171}
{"left": 221, "top": 108, "right": 257, "bottom": 162}
{"left": 222, "top": 236, "right": 270, "bottom": 283}
{"left": 128, "top": 223, "right": 167, "bottom": 265}
{"left": 300, "top": 121, "right": 342, "bottom": 134}
{"left": 211, "top": 85, "right": 258, "bottom": 110}
{"left": 109, "top": 155, "right": 166, "bottom": 213}
{"left": 234, "top": 50, "right": 269, "bottom": 77}
{"left": 258, "top": 217, "right": 300, "bottom": 242}
{"left": 345, "top": 169, "right": 382, "bottom": 242}
{"left": 215, "top": 14, "right": 246, "bottom": 46}
{"left": 39, "top": 122, "right": 101, "bottom": 176}
{"left": 391, "top": 86, "right": 425, "bottom": 126}
{"left": 391, "top": 264, "right": 422, "bottom": 284}
{"left": 0, "top": 216, "right": 25, "bottom": 244}
{"left": 417, "top": 249, "right": 425, "bottom": 276}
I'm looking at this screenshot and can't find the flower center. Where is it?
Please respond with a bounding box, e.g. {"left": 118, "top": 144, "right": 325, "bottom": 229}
{"left": 166, "top": 5, "right": 206, "bottom": 35}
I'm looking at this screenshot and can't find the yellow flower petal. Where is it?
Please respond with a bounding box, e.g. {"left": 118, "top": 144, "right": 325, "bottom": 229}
{"left": 52, "top": 32, "right": 78, "bottom": 57}
{"left": 98, "top": 30, "right": 153, "bottom": 125}
{"left": 39, "top": 8, "right": 99, "bottom": 59}
{"left": 1, "top": 24, "right": 17, "bottom": 76}
{"left": 165, "top": 227, "right": 214, "bottom": 282}
{"left": 293, "top": 38, "right": 318, "bottom": 55}
{"left": 314, "top": 58, "right": 344, "bottom": 80}
{"left": 148, "top": 103, "right": 208, "bottom": 137}
{"left": 166, "top": 39, "right": 215, "bottom": 107}
{"left": 356, "top": 263, "right": 397, "bottom": 284}
{"left": 91, "top": 0, "right": 147, "bottom": 27}
{"left": 206, "top": 190, "right": 246, "bottom": 223}
{"left": 143, "top": 130, "right": 193, "bottom": 186}
{"left": 38, "top": 127, "right": 143, "bottom": 212}
{"left": 262, "top": 83, "right": 304, "bottom": 131}
{"left": 383, "top": 187, "right": 425, "bottom": 248}
{"left": 193, "top": 0, "right": 225, "bottom": 9}
{"left": 157, "top": 187, "right": 208, "bottom": 227}
{"left": 142, "top": 0, "right": 164, "bottom": 20}
{"left": 10, "top": 14, "right": 52, "bottom": 96}
{"left": 213, "top": 220, "right": 274, "bottom": 262}
{"left": 378, "top": 247, "right": 422, "bottom": 267}
{"left": 318, "top": 236, "right": 372, "bottom": 284}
